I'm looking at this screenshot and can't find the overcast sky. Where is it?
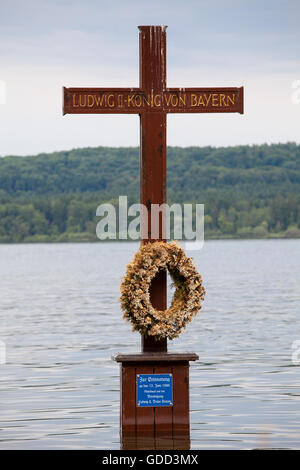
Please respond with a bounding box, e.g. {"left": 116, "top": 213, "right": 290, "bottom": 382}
{"left": 0, "top": 0, "right": 300, "bottom": 156}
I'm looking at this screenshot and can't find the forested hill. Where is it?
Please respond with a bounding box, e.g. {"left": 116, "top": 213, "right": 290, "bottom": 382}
{"left": 0, "top": 143, "right": 299, "bottom": 242}
{"left": 1, "top": 143, "right": 299, "bottom": 199}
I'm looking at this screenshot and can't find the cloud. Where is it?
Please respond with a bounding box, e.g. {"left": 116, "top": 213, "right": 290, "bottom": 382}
{"left": 0, "top": 0, "right": 300, "bottom": 155}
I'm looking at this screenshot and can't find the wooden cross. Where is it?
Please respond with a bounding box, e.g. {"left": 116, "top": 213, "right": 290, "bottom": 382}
{"left": 63, "top": 25, "right": 243, "bottom": 354}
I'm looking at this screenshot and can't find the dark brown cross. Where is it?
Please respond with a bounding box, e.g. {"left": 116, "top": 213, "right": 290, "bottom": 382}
{"left": 63, "top": 25, "right": 244, "bottom": 354}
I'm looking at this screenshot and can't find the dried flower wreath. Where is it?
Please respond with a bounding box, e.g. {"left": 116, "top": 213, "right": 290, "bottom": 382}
{"left": 120, "top": 241, "right": 205, "bottom": 340}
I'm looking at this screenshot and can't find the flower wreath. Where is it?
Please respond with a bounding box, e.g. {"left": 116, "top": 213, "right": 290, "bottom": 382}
{"left": 120, "top": 241, "right": 205, "bottom": 340}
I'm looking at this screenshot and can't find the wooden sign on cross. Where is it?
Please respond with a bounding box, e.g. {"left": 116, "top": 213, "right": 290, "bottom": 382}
{"left": 63, "top": 25, "right": 244, "bottom": 354}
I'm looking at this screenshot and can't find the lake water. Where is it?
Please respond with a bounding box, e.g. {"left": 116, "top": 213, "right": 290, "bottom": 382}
{"left": 0, "top": 240, "right": 299, "bottom": 449}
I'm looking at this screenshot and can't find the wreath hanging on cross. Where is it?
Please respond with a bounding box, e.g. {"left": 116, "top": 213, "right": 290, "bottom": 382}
{"left": 120, "top": 241, "right": 205, "bottom": 340}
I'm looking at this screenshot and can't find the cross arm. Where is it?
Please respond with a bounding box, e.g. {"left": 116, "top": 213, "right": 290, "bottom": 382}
{"left": 164, "top": 87, "right": 244, "bottom": 114}
{"left": 63, "top": 86, "right": 243, "bottom": 115}
{"left": 63, "top": 87, "right": 144, "bottom": 115}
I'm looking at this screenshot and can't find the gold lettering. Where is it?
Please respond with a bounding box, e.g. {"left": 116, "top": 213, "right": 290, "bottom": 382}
{"left": 198, "top": 95, "right": 205, "bottom": 106}
{"left": 79, "top": 94, "right": 86, "bottom": 107}
{"left": 134, "top": 95, "right": 142, "bottom": 107}
{"left": 154, "top": 94, "right": 161, "bottom": 107}
{"left": 191, "top": 94, "right": 197, "bottom": 106}
{"left": 171, "top": 94, "right": 179, "bottom": 107}
{"left": 227, "top": 94, "right": 235, "bottom": 106}
{"left": 72, "top": 94, "right": 79, "bottom": 107}
{"left": 118, "top": 94, "right": 124, "bottom": 107}
{"left": 220, "top": 94, "right": 227, "bottom": 107}
{"left": 203, "top": 94, "right": 211, "bottom": 106}
{"left": 107, "top": 94, "right": 115, "bottom": 107}
{"left": 179, "top": 95, "right": 186, "bottom": 106}
{"left": 87, "top": 95, "right": 94, "bottom": 107}
{"left": 143, "top": 94, "right": 151, "bottom": 106}
{"left": 164, "top": 93, "right": 172, "bottom": 107}
{"left": 212, "top": 93, "right": 219, "bottom": 106}
{"left": 95, "top": 95, "right": 106, "bottom": 107}
{"left": 127, "top": 94, "right": 135, "bottom": 107}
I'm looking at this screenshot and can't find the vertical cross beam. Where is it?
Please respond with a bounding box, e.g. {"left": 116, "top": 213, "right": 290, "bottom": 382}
{"left": 139, "top": 26, "right": 167, "bottom": 353}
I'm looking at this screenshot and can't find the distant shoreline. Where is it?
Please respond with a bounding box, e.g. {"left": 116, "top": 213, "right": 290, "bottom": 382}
{"left": 0, "top": 234, "right": 299, "bottom": 245}
{"left": 1, "top": 143, "right": 299, "bottom": 243}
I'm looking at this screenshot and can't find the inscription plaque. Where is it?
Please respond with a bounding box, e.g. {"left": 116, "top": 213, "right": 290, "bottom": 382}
{"left": 136, "top": 373, "right": 173, "bottom": 407}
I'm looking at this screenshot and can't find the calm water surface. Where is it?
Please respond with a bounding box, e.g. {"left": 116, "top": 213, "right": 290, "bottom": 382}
{"left": 0, "top": 240, "right": 299, "bottom": 449}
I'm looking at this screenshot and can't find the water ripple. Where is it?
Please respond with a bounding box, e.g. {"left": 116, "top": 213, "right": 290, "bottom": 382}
{"left": 0, "top": 240, "right": 300, "bottom": 449}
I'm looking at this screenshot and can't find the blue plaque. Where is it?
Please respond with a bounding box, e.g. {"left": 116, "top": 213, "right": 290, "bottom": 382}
{"left": 136, "top": 373, "right": 173, "bottom": 407}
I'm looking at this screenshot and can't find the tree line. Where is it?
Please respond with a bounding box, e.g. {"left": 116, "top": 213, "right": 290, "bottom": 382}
{"left": 0, "top": 143, "right": 299, "bottom": 242}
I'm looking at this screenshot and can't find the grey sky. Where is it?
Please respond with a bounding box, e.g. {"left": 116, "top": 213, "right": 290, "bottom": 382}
{"left": 0, "top": 0, "right": 299, "bottom": 155}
